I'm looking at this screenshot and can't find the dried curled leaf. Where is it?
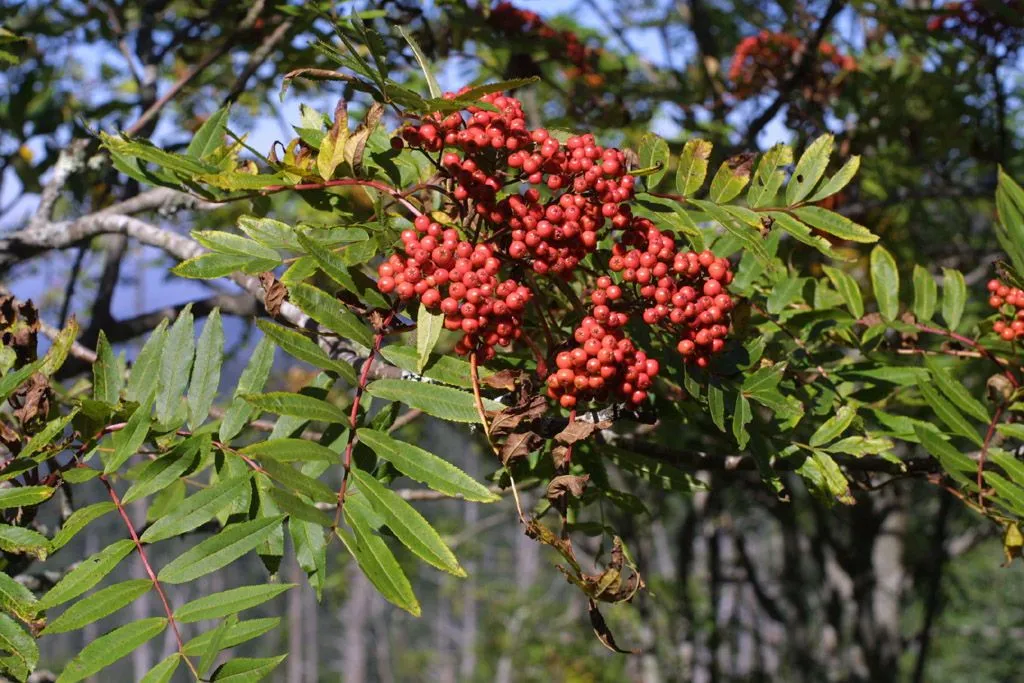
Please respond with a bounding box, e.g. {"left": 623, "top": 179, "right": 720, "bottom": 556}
{"left": 259, "top": 272, "right": 287, "bottom": 317}
{"left": 546, "top": 474, "right": 589, "bottom": 503}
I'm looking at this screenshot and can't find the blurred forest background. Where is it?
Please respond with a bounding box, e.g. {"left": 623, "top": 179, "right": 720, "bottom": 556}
{"left": 2, "top": 0, "right": 1023, "bottom": 681}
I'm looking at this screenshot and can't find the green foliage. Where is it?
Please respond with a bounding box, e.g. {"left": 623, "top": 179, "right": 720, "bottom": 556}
{"left": 3, "top": 6, "right": 1024, "bottom": 680}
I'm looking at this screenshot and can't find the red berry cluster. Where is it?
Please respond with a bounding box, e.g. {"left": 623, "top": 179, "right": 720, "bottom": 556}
{"left": 987, "top": 279, "right": 1024, "bottom": 341}
{"left": 382, "top": 89, "right": 738, "bottom": 405}
{"left": 927, "top": 0, "right": 1023, "bottom": 46}
{"left": 728, "top": 31, "right": 856, "bottom": 101}
{"left": 397, "top": 92, "right": 636, "bottom": 279}
{"left": 377, "top": 216, "right": 532, "bottom": 361}
{"left": 545, "top": 318, "right": 659, "bottom": 409}
{"left": 486, "top": 2, "right": 605, "bottom": 87}
{"left": 606, "top": 219, "right": 735, "bottom": 367}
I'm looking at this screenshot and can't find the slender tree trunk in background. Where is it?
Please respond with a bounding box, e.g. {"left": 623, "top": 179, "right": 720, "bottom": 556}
{"left": 82, "top": 532, "right": 99, "bottom": 683}
{"left": 130, "top": 496, "right": 152, "bottom": 679}
{"left": 868, "top": 488, "right": 908, "bottom": 683}
{"left": 287, "top": 559, "right": 304, "bottom": 683}
{"left": 460, "top": 453, "right": 480, "bottom": 682}
{"left": 341, "top": 564, "right": 371, "bottom": 683}
{"left": 495, "top": 507, "right": 540, "bottom": 683}
{"left": 435, "top": 575, "right": 456, "bottom": 683}
{"left": 371, "top": 591, "right": 394, "bottom": 683}
{"left": 911, "top": 492, "right": 951, "bottom": 683}
{"left": 303, "top": 578, "right": 319, "bottom": 683}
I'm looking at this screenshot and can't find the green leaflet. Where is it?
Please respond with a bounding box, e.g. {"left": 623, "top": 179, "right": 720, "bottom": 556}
{"left": 158, "top": 515, "right": 285, "bottom": 584}
{"left": 241, "top": 438, "right": 340, "bottom": 463}
{"left": 219, "top": 336, "right": 276, "bottom": 443}
{"left": 707, "top": 385, "right": 726, "bottom": 432}
{"left": 807, "top": 154, "right": 860, "bottom": 202}
{"left": 925, "top": 357, "right": 990, "bottom": 423}
{"left": 350, "top": 468, "right": 464, "bottom": 576}
{"left": 155, "top": 304, "right": 195, "bottom": 425}
{"left": 676, "top": 138, "right": 712, "bottom": 196}
{"left": 637, "top": 133, "right": 670, "bottom": 187}
{"left": 0, "top": 525, "right": 51, "bottom": 560}
{"left": 416, "top": 302, "right": 444, "bottom": 374}
{"left": 338, "top": 512, "right": 420, "bottom": 616}
{"left": 869, "top": 246, "right": 900, "bottom": 321}
{"left": 786, "top": 134, "right": 832, "bottom": 205}
{"left": 121, "top": 435, "right": 204, "bottom": 505}
{"left": 209, "top": 655, "right": 287, "bottom": 682}
{"left": 366, "top": 379, "right": 502, "bottom": 423}
{"left": 918, "top": 382, "right": 983, "bottom": 446}
{"left": 378, "top": 345, "right": 485, "bottom": 388}
{"left": 186, "top": 104, "right": 230, "bottom": 159}
{"left": 255, "top": 320, "right": 357, "bottom": 385}
{"left": 912, "top": 265, "right": 937, "bottom": 322}
{"left": 747, "top": 144, "right": 792, "bottom": 207}
{"left": 0, "top": 614, "right": 38, "bottom": 680}
{"left": 0, "top": 572, "right": 37, "bottom": 624}
{"left": 356, "top": 428, "right": 499, "bottom": 502}
{"left": 92, "top": 331, "right": 121, "bottom": 405}
{"left": 0, "top": 485, "right": 53, "bottom": 510}
{"left": 260, "top": 460, "right": 337, "bottom": 503}
{"left": 42, "top": 579, "right": 152, "bottom": 635}
{"left": 140, "top": 474, "right": 252, "bottom": 543}
{"left": 288, "top": 283, "right": 374, "bottom": 349}
{"left": 105, "top": 395, "right": 153, "bottom": 473}
{"left": 940, "top": 267, "right": 966, "bottom": 331}
{"left": 808, "top": 405, "right": 857, "bottom": 447}
{"left": 187, "top": 308, "right": 224, "bottom": 429}
{"left": 139, "top": 654, "right": 181, "bottom": 683}
{"left": 708, "top": 155, "right": 752, "bottom": 203}
{"left": 174, "top": 584, "right": 294, "bottom": 623}
{"left": 56, "top": 617, "right": 167, "bottom": 683}
{"left": 50, "top": 502, "right": 115, "bottom": 552}
{"left": 37, "top": 539, "right": 135, "bottom": 610}
{"left": 243, "top": 391, "right": 349, "bottom": 424}
{"left": 182, "top": 617, "right": 280, "bottom": 655}
{"left": 125, "top": 319, "right": 168, "bottom": 403}
{"left": 822, "top": 266, "right": 864, "bottom": 319}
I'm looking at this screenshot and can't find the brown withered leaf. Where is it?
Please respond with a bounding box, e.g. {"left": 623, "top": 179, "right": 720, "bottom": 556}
{"left": 580, "top": 566, "right": 644, "bottom": 604}
{"left": 482, "top": 368, "right": 522, "bottom": 392}
{"left": 12, "top": 373, "right": 51, "bottom": 425}
{"left": 588, "top": 600, "right": 640, "bottom": 654}
{"left": 524, "top": 517, "right": 580, "bottom": 572}
{"left": 899, "top": 311, "right": 919, "bottom": 342}
{"left": 859, "top": 312, "right": 883, "bottom": 327}
{"left": 547, "top": 474, "right": 590, "bottom": 503}
{"left": 727, "top": 152, "right": 756, "bottom": 177}
{"left": 368, "top": 310, "right": 386, "bottom": 333}
{"left": 552, "top": 445, "right": 570, "bottom": 470}
{"left": 488, "top": 394, "right": 547, "bottom": 437}
{"left": 259, "top": 272, "right": 287, "bottom": 317}
{"left": 499, "top": 429, "right": 543, "bottom": 465}
{"left": 0, "top": 419, "right": 20, "bottom": 453}
{"left": 554, "top": 419, "right": 610, "bottom": 446}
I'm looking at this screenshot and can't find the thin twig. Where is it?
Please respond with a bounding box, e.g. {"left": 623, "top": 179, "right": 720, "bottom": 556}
{"left": 97, "top": 471, "right": 199, "bottom": 679}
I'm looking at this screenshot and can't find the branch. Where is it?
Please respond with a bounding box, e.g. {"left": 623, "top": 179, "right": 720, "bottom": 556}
{"left": 223, "top": 18, "right": 295, "bottom": 104}
{"left": 743, "top": 0, "right": 846, "bottom": 147}
{"left": 26, "top": 140, "right": 89, "bottom": 232}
